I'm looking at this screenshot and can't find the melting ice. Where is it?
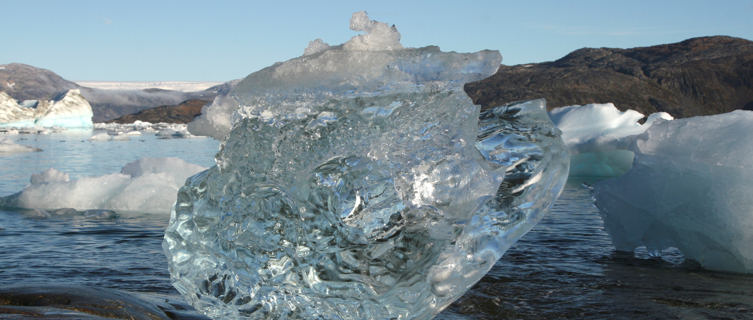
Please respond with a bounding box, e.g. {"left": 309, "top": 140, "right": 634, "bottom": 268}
{"left": 165, "top": 11, "right": 569, "bottom": 319}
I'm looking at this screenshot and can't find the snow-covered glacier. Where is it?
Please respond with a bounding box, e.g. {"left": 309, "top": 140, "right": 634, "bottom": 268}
{"left": 549, "top": 103, "right": 672, "bottom": 179}
{"left": 593, "top": 110, "right": 753, "bottom": 273}
{"left": 0, "top": 89, "right": 94, "bottom": 129}
{"left": 165, "top": 11, "right": 569, "bottom": 319}
{"left": 0, "top": 158, "right": 205, "bottom": 215}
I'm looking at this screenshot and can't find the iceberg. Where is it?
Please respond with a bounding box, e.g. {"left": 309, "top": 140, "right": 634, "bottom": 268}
{"left": 0, "top": 158, "right": 205, "bottom": 215}
{"left": 549, "top": 103, "right": 672, "bottom": 178}
{"left": 593, "top": 110, "right": 753, "bottom": 273}
{"left": 165, "top": 11, "right": 569, "bottom": 319}
{"left": 0, "top": 89, "right": 94, "bottom": 129}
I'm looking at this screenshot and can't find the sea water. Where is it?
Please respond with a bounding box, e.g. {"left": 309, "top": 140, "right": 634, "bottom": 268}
{"left": 1, "top": 132, "right": 752, "bottom": 319}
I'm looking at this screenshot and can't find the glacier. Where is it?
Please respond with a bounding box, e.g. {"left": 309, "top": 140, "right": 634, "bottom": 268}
{"left": 0, "top": 158, "right": 205, "bottom": 215}
{"left": 549, "top": 103, "right": 672, "bottom": 179}
{"left": 165, "top": 11, "right": 569, "bottom": 319}
{"left": 593, "top": 110, "right": 753, "bottom": 273}
{"left": 0, "top": 89, "right": 94, "bottom": 129}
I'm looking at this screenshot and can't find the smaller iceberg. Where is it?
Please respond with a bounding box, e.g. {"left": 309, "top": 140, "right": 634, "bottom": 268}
{"left": 0, "top": 137, "right": 41, "bottom": 154}
{"left": 593, "top": 110, "right": 753, "bottom": 273}
{"left": 549, "top": 103, "right": 672, "bottom": 178}
{"left": 0, "top": 158, "right": 205, "bottom": 215}
{"left": 0, "top": 89, "right": 94, "bottom": 129}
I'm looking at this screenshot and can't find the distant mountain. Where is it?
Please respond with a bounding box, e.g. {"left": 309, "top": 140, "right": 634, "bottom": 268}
{"left": 0, "top": 63, "right": 225, "bottom": 122}
{"left": 108, "top": 99, "right": 209, "bottom": 124}
{"left": 0, "top": 63, "right": 79, "bottom": 100}
{"left": 465, "top": 36, "right": 753, "bottom": 118}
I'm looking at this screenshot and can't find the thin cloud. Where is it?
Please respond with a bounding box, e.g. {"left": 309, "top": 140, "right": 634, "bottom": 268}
{"left": 103, "top": 17, "right": 113, "bottom": 25}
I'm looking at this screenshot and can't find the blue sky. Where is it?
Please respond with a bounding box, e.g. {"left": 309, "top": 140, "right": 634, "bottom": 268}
{"left": 2, "top": 0, "right": 751, "bottom": 81}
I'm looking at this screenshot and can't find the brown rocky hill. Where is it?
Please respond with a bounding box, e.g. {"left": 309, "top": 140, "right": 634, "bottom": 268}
{"left": 108, "top": 99, "right": 209, "bottom": 124}
{"left": 465, "top": 36, "right": 753, "bottom": 118}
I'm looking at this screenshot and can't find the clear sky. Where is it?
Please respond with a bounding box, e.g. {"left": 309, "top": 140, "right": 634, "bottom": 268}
{"left": 2, "top": 0, "right": 751, "bottom": 81}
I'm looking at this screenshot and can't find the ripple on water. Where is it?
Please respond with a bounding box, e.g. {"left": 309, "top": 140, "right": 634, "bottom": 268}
{"left": 1, "top": 180, "right": 752, "bottom": 319}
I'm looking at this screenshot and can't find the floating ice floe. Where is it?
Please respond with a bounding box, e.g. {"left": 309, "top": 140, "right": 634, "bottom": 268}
{"left": 0, "top": 158, "right": 206, "bottom": 215}
{"left": 0, "top": 90, "right": 94, "bottom": 129}
{"left": 165, "top": 11, "right": 569, "bottom": 319}
{"left": 93, "top": 121, "right": 195, "bottom": 140}
{"left": 593, "top": 110, "right": 753, "bottom": 273}
{"left": 549, "top": 103, "right": 672, "bottom": 178}
{"left": 0, "top": 137, "right": 41, "bottom": 154}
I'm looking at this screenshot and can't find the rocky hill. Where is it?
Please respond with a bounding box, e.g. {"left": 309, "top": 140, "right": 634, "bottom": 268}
{"left": 108, "top": 99, "right": 209, "bottom": 124}
{"left": 0, "top": 63, "right": 79, "bottom": 100}
{"left": 465, "top": 36, "right": 753, "bottom": 118}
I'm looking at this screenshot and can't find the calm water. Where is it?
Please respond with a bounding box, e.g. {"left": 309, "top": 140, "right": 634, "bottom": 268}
{"left": 1, "top": 132, "right": 752, "bottom": 319}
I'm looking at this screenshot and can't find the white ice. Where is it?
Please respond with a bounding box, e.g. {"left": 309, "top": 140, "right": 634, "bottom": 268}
{"left": 0, "top": 89, "right": 94, "bottom": 129}
{"left": 593, "top": 110, "right": 753, "bottom": 273}
{"left": 0, "top": 157, "right": 206, "bottom": 214}
{"left": 0, "top": 137, "right": 41, "bottom": 154}
{"left": 549, "top": 103, "right": 672, "bottom": 178}
{"left": 92, "top": 121, "right": 196, "bottom": 140}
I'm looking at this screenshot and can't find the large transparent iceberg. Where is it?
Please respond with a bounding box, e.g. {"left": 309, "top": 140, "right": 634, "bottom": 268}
{"left": 164, "top": 11, "right": 569, "bottom": 319}
{"left": 593, "top": 110, "right": 753, "bottom": 273}
{"left": 0, "top": 89, "right": 94, "bottom": 129}
{"left": 549, "top": 103, "right": 672, "bottom": 179}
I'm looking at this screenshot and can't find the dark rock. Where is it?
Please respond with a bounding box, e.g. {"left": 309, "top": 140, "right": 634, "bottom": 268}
{"left": 465, "top": 36, "right": 753, "bottom": 118}
{"left": 80, "top": 88, "right": 217, "bottom": 123}
{"left": 108, "top": 99, "right": 209, "bottom": 124}
{"left": 0, "top": 285, "right": 208, "bottom": 320}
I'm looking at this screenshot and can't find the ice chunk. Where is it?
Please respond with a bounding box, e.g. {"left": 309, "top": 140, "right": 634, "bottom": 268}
{"left": 0, "top": 137, "right": 41, "bottom": 154}
{"left": 303, "top": 38, "right": 330, "bottom": 56}
{"left": 343, "top": 11, "right": 403, "bottom": 51}
{"left": 34, "top": 89, "right": 94, "bottom": 128}
{"left": 549, "top": 103, "right": 673, "bottom": 178}
{"left": 0, "top": 92, "right": 35, "bottom": 128}
{"left": 0, "top": 89, "right": 94, "bottom": 129}
{"left": 92, "top": 122, "right": 196, "bottom": 139}
{"left": 593, "top": 110, "right": 753, "bottom": 273}
{"left": 165, "top": 12, "right": 568, "bottom": 320}
{"left": 0, "top": 158, "right": 206, "bottom": 214}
